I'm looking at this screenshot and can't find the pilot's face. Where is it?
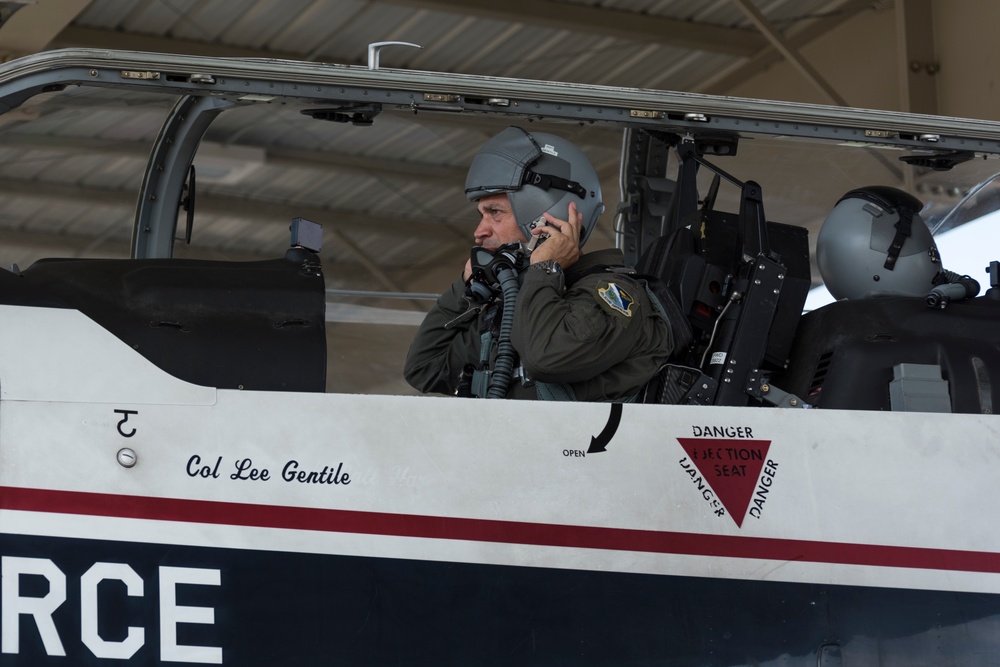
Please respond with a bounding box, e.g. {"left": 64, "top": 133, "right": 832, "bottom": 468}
{"left": 473, "top": 194, "right": 528, "bottom": 250}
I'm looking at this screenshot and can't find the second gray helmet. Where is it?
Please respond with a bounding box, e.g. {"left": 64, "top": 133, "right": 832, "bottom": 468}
{"left": 817, "top": 186, "right": 942, "bottom": 300}
{"left": 464, "top": 126, "right": 605, "bottom": 246}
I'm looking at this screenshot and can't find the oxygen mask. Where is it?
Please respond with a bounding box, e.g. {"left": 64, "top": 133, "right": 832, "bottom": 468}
{"left": 466, "top": 242, "right": 530, "bottom": 304}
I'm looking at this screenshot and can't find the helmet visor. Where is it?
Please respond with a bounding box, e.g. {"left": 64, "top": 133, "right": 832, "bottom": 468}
{"left": 464, "top": 127, "right": 541, "bottom": 200}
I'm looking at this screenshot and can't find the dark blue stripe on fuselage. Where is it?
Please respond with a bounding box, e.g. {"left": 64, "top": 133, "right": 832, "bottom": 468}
{"left": 3, "top": 533, "right": 1000, "bottom": 666}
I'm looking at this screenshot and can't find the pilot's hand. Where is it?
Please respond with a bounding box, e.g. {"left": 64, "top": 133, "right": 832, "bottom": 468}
{"left": 463, "top": 258, "right": 473, "bottom": 282}
{"left": 529, "top": 202, "right": 583, "bottom": 269}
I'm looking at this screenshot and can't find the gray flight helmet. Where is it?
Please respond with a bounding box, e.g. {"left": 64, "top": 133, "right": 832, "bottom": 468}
{"left": 817, "top": 186, "right": 941, "bottom": 300}
{"left": 464, "top": 126, "right": 605, "bottom": 246}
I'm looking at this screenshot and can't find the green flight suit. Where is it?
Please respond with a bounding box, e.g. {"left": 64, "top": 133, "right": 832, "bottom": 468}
{"left": 404, "top": 248, "right": 673, "bottom": 401}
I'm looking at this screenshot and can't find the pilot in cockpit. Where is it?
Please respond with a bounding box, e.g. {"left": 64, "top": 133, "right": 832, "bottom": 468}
{"left": 403, "top": 126, "right": 677, "bottom": 401}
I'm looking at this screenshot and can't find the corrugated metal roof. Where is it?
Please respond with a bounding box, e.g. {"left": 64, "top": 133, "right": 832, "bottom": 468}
{"left": 71, "top": 0, "right": 849, "bottom": 79}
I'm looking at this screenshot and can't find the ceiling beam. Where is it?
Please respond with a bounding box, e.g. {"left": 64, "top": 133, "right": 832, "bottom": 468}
{"left": 0, "top": 177, "right": 457, "bottom": 241}
{"left": 1, "top": 128, "right": 621, "bottom": 195}
{"left": 729, "top": 0, "right": 848, "bottom": 106}
{"left": 0, "top": 131, "right": 619, "bottom": 235}
{"left": 54, "top": 3, "right": 770, "bottom": 60}
{"left": 50, "top": 25, "right": 318, "bottom": 62}
{"left": 896, "top": 0, "right": 938, "bottom": 115}
{"left": 376, "top": 0, "right": 767, "bottom": 56}
{"left": 0, "top": 0, "right": 93, "bottom": 60}
{"left": 266, "top": 145, "right": 466, "bottom": 183}
{"left": 1, "top": 133, "right": 469, "bottom": 186}
{"left": 698, "top": 0, "right": 874, "bottom": 96}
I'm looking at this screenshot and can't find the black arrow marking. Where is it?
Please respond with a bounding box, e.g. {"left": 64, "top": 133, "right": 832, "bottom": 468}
{"left": 588, "top": 403, "right": 623, "bottom": 454}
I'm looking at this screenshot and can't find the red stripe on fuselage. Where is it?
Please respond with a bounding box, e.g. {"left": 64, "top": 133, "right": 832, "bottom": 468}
{"left": 2, "top": 485, "right": 998, "bottom": 574}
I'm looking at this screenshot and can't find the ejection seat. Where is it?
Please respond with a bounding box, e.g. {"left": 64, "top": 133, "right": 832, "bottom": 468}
{"left": 635, "top": 210, "right": 812, "bottom": 407}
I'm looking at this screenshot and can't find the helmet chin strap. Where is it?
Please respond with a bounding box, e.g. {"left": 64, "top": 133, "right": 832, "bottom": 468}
{"left": 883, "top": 205, "right": 913, "bottom": 271}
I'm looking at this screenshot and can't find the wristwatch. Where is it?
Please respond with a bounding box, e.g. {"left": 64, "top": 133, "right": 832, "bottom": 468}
{"left": 531, "top": 259, "right": 562, "bottom": 275}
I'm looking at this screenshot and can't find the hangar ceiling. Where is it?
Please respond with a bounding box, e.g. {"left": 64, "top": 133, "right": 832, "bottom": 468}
{"left": 0, "top": 0, "right": 996, "bottom": 394}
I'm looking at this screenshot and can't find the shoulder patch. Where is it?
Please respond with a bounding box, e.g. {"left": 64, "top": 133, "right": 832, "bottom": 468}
{"left": 598, "top": 282, "right": 634, "bottom": 317}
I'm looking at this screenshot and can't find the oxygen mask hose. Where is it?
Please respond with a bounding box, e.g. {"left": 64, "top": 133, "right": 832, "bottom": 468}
{"left": 486, "top": 266, "right": 520, "bottom": 398}
{"left": 926, "top": 269, "right": 981, "bottom": 309}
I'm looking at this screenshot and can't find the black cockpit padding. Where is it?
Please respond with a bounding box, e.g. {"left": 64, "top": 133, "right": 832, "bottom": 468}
{"left": 774, "top": 295, "right": 1000, "bottom": 413}
{"left": 9, "top": 248, "right": 326, "bottom": 392}
{"left": 635, "top": 216, "right": 811, "bottom": 369}
{"left": 700, "top": 213, "right": 811, "bottom": 367}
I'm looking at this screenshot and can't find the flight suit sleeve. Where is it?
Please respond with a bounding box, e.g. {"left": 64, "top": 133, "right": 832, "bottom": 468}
{"left": 403, "top": 276, "right": 481, "bottom": 395}
{"left": 511, "top": 267, "right": 652, "bottom": 385}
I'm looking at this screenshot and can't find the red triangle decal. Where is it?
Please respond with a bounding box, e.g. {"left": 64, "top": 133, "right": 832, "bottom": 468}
{"left": 676, "top": 438, "right": 772, "bottom": 527}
